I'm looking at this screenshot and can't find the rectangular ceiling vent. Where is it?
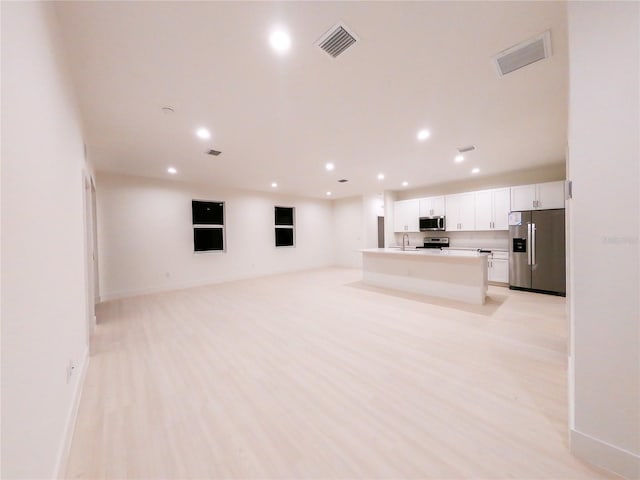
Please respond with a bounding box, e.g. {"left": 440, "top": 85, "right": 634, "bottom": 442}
{"left": 493, "top": 30, "right": 551, "bottom": 77}
{"left": 206, "top": 149, "right": 221, "bottom": 156}
{"left": 316, "top": 22, "right": 359, "bottom": 58}
{"left": 457, "top": 145, "right": 476, "bottom": 153}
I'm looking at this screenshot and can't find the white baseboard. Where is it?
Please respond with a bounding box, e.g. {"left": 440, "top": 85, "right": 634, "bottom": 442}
{"left": 571, "top": 428, "right": 640, "bottom": 479}
{"left": 99, "top": 264, "right": 333, "bottom": 302}
{"left": 54, "top": 347, "right": 90, "bottom": 479}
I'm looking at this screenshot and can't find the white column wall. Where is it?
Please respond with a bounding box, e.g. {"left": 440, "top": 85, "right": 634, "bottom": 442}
{"left": 567, "top": 2, "right": 640, "bottom": 478}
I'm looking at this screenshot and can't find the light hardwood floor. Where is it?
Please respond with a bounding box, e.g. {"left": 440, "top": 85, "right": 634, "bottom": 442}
{"left": 65, "top": 267, "right": 613, "bottom": 479}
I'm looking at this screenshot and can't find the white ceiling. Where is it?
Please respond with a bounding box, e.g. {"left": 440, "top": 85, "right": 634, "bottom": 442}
{"left": 54, "top": 1, "right": 568, "bottom": 199}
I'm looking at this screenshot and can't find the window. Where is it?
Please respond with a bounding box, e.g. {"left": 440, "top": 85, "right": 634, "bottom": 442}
{"left": 192, "top": 200, "right": 225, "bottom": 252}
{"left": 274, "top": 206, "right": 295, "bottom": 247}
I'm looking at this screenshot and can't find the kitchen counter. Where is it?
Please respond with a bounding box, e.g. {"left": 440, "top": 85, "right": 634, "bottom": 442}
{"left": 360, "top": 248, "right": 488, "bottom": 304}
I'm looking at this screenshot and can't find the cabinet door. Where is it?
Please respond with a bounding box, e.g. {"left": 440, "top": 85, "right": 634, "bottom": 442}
{"left": 458, "top": 193, "right": 476, "bottom": 231}
{"left": 489, "top": 259, "right": 509, "bottom": 283}
{"left": 418, "top": 198, "right": 431, "bottom": 217}
{"left": 511, "top": 184, "right": 536, "bottom": 211}
{"left": 430, "top": 196, "right": 445, "bottom": 216}
{"left": 492, "top": 188, "right": 511, "bottom": 230}
{"left": 394, "top": 199, "right": 419, "bottom": 232}
{"left": 474, "top": 190, "right": 493, "bottom": 231}
{"left": 405, "top": 199, "right": 420, "bottom": 232}
{"left": 536, "top": 181, "right": 565, "bottom": 209}
{"left": 445, "top": 195, "right": 460, "bottom": 231}
{"left": 393, "top": 201, "right": 407, "bottom": 232}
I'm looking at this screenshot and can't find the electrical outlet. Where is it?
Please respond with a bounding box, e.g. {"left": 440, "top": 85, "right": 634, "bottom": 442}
{"left": 66, "top": 360, "right": 76, "bottom": 383}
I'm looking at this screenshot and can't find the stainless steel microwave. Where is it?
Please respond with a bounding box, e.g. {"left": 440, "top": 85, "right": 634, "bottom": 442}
{"left": 419, "top": 216, "right": 446, "bottom": 231}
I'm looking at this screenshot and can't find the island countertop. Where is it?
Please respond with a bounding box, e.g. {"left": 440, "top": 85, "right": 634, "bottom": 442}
{"left": 360, "top": 248, "right": 488, "bottom": 304}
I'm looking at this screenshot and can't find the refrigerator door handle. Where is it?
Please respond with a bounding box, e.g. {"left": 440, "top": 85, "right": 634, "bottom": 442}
{"left": 532, "top": 223, "right": 537, "bottom": 265}
{"left": 527, "top": 223, "right": 532, "bottom": 265}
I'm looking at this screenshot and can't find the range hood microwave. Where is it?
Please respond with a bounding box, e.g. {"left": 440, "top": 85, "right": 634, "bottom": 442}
{"left": 419, "top": 216, "right": 446, "bottom": 231}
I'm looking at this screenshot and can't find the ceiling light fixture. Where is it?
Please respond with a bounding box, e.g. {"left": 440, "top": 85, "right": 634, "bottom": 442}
{"left": 326, "top": 191, "right": 332, "bottom": 196}
{"left": 271, "top": 182, "right": 278, "bottom": 188}
{"left": 269, "top": 30, "right": 291, "bottom": 53}
{"left": 377, "top": 173, "right": 385, "bottom": 180}
{"left": 471, "top": 167, "right": 480, "bottom": 174}
{"left": 196, "top": 127, "right": 211, "bottom": 140}
{"left": 417, "top": 129, "right": 431, "bottom": 141}
{"left": 455, "top": 154, "right": 464, "bottom": 163}
{"left": 402, "top": 181, "right": 409, "bottom": 187}
{"left": 167, "top": 167, "right": 177, "bottom": 174}
{"left": 325, "top": 162, "right": 335, "bottom": 171}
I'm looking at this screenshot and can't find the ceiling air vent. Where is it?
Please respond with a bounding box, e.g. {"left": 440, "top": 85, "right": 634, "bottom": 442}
{"left": 316, "top": 23, "right": 359, "bottom": 58}
{"left": 493, "top": 30, "right": 551, "bottom": 77}
{"left": 337, "top": 179, "right": 349, "bottom": 183}
{"left": 457, "top": 145, "right": 476, "bottom": 153}
{"left": 206, "top": 149, "right": 221, "bottom": 156}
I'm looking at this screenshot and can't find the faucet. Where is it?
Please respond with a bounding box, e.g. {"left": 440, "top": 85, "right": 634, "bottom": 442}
{"left": 402, "top": 233, "right": 409, "bottom": 251}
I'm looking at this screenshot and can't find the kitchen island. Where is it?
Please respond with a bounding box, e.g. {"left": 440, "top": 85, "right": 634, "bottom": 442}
{"left": 361, "top": 248, "right": 489, "bottom": 304}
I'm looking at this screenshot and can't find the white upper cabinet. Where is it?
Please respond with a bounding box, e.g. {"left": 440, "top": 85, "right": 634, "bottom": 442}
{"left": 474, "top": 188, "right": 511, "bottom": 231}
{"left": 393, "top": 199, "right": 420, "bottom": 232}
{"left": 536, "top": 181, "right": 565, "bottom": 209}
{"left": 445, "top": 192, "right": 475, "bottom": 231}
{"left": 419, "top": 196, "right": 445, "bottom": 217}
{"left": 511, "top": 181, "right": 565, "bottom": 211}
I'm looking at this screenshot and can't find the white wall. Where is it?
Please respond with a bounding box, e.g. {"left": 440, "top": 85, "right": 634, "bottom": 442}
{"left": 568, "top": 2, "right": 640, "bottom": 478}
{"left": 1, "top": 2, "right": 91, "bottom": 478}
{"left": 96, "top": 173, "right": 334, "bottom": 299}
{"left": 331, "top": 194, "right": 383, "bottom": 268}
{"left": 332, "top": 196, "right": 364, "bottom": 268}
{"left": 395, "top": 163, "right": 565, "bottom": 201}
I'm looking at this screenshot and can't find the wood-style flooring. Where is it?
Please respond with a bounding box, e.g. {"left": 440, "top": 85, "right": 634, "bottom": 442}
{"left": 65, "top": 267, "right": 613, "bottom": 479}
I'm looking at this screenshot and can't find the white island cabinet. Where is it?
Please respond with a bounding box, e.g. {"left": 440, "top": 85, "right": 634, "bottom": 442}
{"left": 361, "top": 248, "right": 488, "bottom": 304}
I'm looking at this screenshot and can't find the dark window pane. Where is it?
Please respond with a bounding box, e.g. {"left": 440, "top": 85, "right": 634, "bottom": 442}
{"left": 275, "top": 206, "right": 294, "bottom": 226}
{"left": 194, "top": 228, "right": 224, "bottom": 251}
{"left": 192, "top": 201, "right": 224, "bottom": 225}
{"left": 275, "top": 227, "right": 294, "bottom": 247}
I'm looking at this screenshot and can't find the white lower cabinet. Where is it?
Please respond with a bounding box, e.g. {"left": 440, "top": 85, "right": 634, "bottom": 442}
{"left": 488, "top": 252, "right": 509, "bottom": 283}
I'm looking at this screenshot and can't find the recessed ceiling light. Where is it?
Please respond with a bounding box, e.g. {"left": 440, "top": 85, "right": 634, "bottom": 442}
{"left": 417, "top": 129, "right": 431, "bottom": 141}
{"left": 326, "top": 191, "right": 332, "bottom": 196}
{"left": 325, "top": 162, "right": 335, "bottom": 171}
{"left": 377, "top": 173, "right": 385, "bottom": 180}
{"left": 271, "top": 182, "right": 278, "bottom": 188}
{"left": 196, "top": 127, "right": 211, "bottom": 140}
{"left": 455, "top": 154, "right": 465, "bottom": 163}
{"left": 471, "top": 167, "right": 480, "bottom": 174}
{"left": 167, "top": 167, "right": 177, "bottom": 174}
{"left": 402, "top": 181, "right": 409, "bottom": 187}
{"left": 269, "top": 30, "right": 291, "bottom": 53}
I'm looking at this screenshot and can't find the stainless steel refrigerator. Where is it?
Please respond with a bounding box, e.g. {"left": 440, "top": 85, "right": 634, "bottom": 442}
{"left": 509, "top": 209, "right": 566, "bottom": 296}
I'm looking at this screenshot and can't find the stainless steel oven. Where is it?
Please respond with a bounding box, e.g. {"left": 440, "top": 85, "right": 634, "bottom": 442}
{"left": 419, "top": 216, "right": 445, "bottom": 231}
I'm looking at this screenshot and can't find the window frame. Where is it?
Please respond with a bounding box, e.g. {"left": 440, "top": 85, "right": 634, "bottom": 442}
{"left": 192, "top": 200, "right": 226, "bottom": 253}
{"left": 274, "top": 206, "right": 295, "bottom": 248}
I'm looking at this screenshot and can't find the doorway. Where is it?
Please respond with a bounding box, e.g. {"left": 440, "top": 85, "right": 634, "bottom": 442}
{"left": 377, "top": 216, "right": 385, "bottom": 248}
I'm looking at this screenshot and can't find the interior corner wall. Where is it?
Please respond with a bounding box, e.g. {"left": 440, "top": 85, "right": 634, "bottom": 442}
{"left": 1, "top": 2, "right": 90, "bottom": 478}
{"left": 95, "top": 173, "right": 334, "bottom": 299}
{"left": 567, "top": 2, "right": 640, "bottom": 478}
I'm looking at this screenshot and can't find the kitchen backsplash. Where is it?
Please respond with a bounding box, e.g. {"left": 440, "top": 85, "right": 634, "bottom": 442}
{"left": 393, "top": 230, "right": 509, "bottom": 250}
